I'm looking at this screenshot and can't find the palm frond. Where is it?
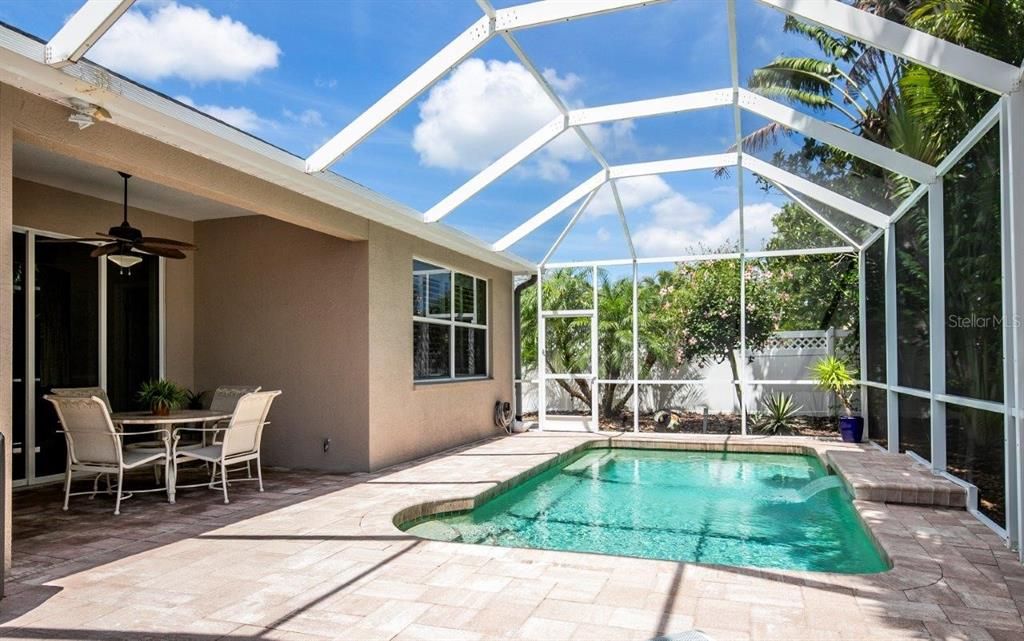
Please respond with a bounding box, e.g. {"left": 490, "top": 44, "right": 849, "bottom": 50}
{"left": 783, "top": 16, "right": 856, "bottom": 62}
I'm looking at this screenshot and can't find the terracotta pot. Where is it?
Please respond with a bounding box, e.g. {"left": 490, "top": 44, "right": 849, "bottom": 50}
{"left": 152, "top": 404, "right": 171, "bottom": 417}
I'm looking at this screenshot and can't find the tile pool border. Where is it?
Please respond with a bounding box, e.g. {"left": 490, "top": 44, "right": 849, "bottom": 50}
{"left": 392, "top": 435, "right": 911, "bottom": 576}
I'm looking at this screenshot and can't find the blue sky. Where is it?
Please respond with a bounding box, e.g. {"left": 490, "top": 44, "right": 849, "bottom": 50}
{"left": 0, "top": 0, "right": 862, "bottom": 263}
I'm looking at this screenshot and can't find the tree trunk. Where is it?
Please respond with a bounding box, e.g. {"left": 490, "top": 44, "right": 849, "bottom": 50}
{"left": 818, "top": 255, "right": 855, "bottom": 330}
{"left": 728, "top": 349, "right": 743, "bottom": 415}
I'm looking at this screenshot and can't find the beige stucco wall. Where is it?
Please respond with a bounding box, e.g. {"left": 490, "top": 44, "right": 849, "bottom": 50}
{"left": 12, "top": 179, "right": 196, "bottom": 389}
{"left": 193, "top": 216, "right": 370, "bottom": 472}
{"left": 1, "top": 84, "right": 14, "bottom": 570}
{"left": 367, "top": 221, "right": 514, "bottom": 471}
{"left": 0, "top": 83, "right": 520, "bottom": 565}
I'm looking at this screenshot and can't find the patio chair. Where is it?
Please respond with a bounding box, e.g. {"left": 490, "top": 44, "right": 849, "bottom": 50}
{"left": 172, "top": 390, "right": 281, "bottom": 504}
{"left": 180, "top": 385, "right": 262, "bottom": 475}
{"left": 51, "top": 386, "right": 113, "bottom": 413}
{"left": 44, "top": 394, "right": 172, "bottom": 515}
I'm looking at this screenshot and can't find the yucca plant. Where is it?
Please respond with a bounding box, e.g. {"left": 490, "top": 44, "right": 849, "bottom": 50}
{"left": 810, "top": 356, "right": 858, "bottom": 417}
{"left": 137, "top": 379, "right": 188, "bottom": 416}
{"left": 755, "top": 393, "right": 803, "bottom": 435}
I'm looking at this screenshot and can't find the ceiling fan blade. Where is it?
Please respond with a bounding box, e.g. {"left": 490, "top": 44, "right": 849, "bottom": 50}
{"left": 38, "top": 237, "right": 105, "bottom": 243}
{"left": 90, "top": 243, "right": 121, "bottom": 258}
{"left": 138, "top": 236, "right": 197, "bottom": 250}
{"left": 95, "top": 232, "right": 115, "bottom": 239}
{"left": 134, "top": 243, "right": 187, "bottom": 259}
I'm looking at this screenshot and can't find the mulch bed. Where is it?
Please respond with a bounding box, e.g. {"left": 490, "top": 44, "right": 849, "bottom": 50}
{"left": 525, "top": 411, "right": 842, "bottom": 438}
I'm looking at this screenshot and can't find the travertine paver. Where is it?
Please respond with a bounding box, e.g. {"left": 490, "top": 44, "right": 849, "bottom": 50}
{"left": 827, "top": 449, "right": 968, "bottom": 507}
{"left": 1, "top": 432, "right": 1022, "bottom": 641}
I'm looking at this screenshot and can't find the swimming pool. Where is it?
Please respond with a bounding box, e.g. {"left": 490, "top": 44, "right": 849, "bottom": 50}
{"left": 401, "top": 448, "right": 888, "bottom": 573}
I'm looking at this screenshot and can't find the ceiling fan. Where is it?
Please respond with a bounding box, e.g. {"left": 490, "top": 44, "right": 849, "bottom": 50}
{"left": 41, "top": 171, "right": 197, "bottom": 269}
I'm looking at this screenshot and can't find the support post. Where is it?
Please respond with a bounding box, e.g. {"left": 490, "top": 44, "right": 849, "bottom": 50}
{"left": 536, "top": 266, "right": 545, "bottom": 432}
{"left": 591, "top": 265, "right": 599, "bottom": 432}
{"left": 0, "top": 85, "right": 12, "bottom": 572}
{"left": 632, "top": 261, "right": 639, "bottom": 433}
{"left": 885, "top": 225, "right": 899, "bottom": 452}
{"left": 859, "top": 248, "right": 869, "bottom": 432}
{"left": 1002, "top": 90, "right": 1024, "bottom": 553}
{"left": 928, "top": 180, "right": 947, "bottom": 472}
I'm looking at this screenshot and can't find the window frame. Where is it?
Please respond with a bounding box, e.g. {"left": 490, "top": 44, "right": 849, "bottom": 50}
{"left": 413, "top": 256, "right": 489, "bottom": 383}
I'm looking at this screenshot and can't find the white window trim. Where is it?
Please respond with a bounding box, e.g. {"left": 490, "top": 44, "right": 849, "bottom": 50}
{"left": 413, "top": 256, "right": 490, "bottom": 383}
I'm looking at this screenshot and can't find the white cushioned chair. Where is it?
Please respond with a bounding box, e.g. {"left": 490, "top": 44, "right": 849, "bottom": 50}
{"left": 45, "top": 394, "right": 172, "bottom": 515}
{"left": 172, "top": 390, "right": 280, "bottom": 504}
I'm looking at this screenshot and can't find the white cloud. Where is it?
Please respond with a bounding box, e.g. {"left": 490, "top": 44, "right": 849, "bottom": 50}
{"left": 284, "top": 108, "right": 324, "bottom": 128}
{"left": 411, "top": 59, "right": 634, "bottom": 179}
{"left": 90, "top": 2, "right": 280, "bottom": 83}
{"left": 632, "top": 200, "right": 780, "bottom": 255}
{"left": 176, "top": 96, "right": 266, "bottom": 131}
{"left": 588, "top": 176, "right": 674, "bottom": 217}
{"left": 596, "top": 227, "right": 611, "bottom": 243}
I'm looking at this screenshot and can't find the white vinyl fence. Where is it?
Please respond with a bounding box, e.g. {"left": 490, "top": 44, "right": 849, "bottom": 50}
{"left": 523, "top": 329, "right": 853, "bottom": 417}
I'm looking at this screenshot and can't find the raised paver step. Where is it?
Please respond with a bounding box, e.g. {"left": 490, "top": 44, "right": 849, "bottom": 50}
{"left": 827, "top": 449, "right": 967, "bottom": 507}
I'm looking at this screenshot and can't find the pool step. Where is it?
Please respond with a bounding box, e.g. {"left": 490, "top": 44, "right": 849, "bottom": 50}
{"left": 826, "top": 450, "right": 967, "bottom": 508}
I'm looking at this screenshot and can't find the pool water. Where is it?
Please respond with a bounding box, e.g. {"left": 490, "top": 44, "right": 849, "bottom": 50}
{"left": 402, "top": 448, "right": 888, "bottom": 573}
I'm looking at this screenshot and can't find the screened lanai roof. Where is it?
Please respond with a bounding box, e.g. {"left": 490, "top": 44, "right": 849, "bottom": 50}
{"left": 1, "top": 0, "right": 1021, "bottom": 269}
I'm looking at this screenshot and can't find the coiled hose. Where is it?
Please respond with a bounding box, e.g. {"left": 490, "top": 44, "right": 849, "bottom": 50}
{"left": 494, "top": 401, "right": 514, "bottom": 435}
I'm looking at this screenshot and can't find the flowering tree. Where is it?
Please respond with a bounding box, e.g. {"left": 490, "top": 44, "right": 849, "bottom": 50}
{"left": 651, "top": 257, "right": 781, "bottom": 407}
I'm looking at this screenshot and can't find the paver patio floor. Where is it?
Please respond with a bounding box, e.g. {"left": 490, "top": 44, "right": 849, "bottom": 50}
{"left": 2, "top": 432, "right": 1023, "bottom": 640}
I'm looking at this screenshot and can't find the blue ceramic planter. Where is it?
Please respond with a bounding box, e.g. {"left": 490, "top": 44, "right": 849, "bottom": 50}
{"left": 839, "top": 416, "right": 864, "bottom": 443}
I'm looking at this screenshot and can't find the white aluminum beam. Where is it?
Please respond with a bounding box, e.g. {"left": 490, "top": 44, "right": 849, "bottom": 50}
{"left": 499, "top": 152, "right": 882, "bottom": 251}
{"left": 609, "top": 154, "right": 736, "bottom": 179}
{"left": 738, "top": 89, "right": 936, "bottom": 184}
{"left": 758, "top": 0, "right": 1021, "bottom": 95}
{"left": 428, "top": 85, "right": 920, "bottom": 225}
{"left": 424, "top": 116, "right": 565, "bottom": 223}
{"left": 45, "top": 0, "right": 134, "bottom": 67}
{"left": 743, "top": 156, "right": 889, "bottom": 228}
{"left": 493, "top": 0, "right": 667, "bottom": 32}
{"left": 569, "top": 89, "right": 732, "bottom": 126}
{"left": 609, "top": 180, "right": 636, "bottom": 260}
{"left": 771, "top": 180, "right": 864, "bottom": 247}
{"left": 884, "top": 224, "right": 899, "bottom": 452}
{"left": 494, "top": 171, "right": 607, "bottom": 251}
{"left": 541, "top": 187, "right": 600, "bottom": 265}
{"left": 306, "top": 15, "right": 493, "bottom": 172}
{"left": 308, "top": 0, "right": 665, "bottom": 173}
{"left": 928, "top": 180, "right": 947, "bottom": 472}
{"left": 427, "top": 89, "right": 732, "bottom": 223}
{"left": 936, "top": 101, "right": 1001, "bottom": 176}
{"left": 1002, "top": 90, "right": 1024, "bottom": 552}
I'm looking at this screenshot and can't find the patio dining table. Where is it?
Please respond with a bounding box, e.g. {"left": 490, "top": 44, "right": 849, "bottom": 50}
{"left": 111, "top": 409, "right": 233, "bottom": 502}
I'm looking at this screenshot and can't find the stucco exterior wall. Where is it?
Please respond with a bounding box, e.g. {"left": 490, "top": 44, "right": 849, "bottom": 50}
{"left": 1, "top": 84, "right": 14, "bottom": 570}
{"left": 366, "top": 222, "right": 514, "bottom": 471}
{"left": 12, "top": 179, "right": 195, "bottom": 388}
{"left": 193, "top": 216, "right": 370, "bottom": 472}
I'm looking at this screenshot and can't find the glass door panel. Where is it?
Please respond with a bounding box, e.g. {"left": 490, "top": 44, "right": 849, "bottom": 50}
{"left": 34, "top": 237, "right": 99, "bottom": 478}
{"left": 107, "top": 255, "right": 159, "bottom": 411}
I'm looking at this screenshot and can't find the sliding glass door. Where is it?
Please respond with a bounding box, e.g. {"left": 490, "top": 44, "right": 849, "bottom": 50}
{"left": 9, "top": 230, "right": 162, "bottom": 484}
{"left": 34, "top": 236, "right": 100, "bottom": 478}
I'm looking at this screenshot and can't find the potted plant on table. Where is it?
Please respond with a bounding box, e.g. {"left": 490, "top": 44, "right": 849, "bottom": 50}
{"left": 137, "top": 379, "right": 188, "bottom": 416}
{"left": 810, "top": 356, "right": 862, "bottom": 442}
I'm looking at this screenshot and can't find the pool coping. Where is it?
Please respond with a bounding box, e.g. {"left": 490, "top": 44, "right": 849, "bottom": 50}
{"left": 390, "top": 433, "right": 958, "bottom": 587}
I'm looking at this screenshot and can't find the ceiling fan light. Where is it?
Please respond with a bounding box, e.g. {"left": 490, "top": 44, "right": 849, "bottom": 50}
{"left": 108, "top": 253, "right": 143, "bottom": 269}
